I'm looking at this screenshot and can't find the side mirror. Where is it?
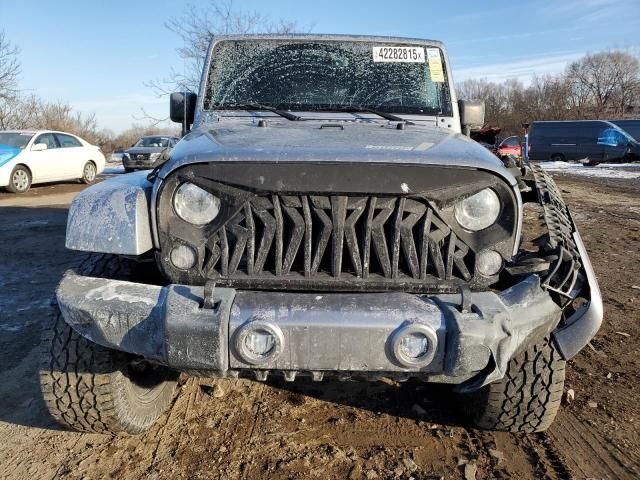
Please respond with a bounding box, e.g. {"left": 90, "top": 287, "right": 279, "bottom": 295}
{"left": 458, "top": 100, "right": 485, "bottom": 137}
{"left": 32, "top": 143, "right": 48, "bottom": 151}
{"left": 170, "top": 92, "right": 197, "bottom": 135}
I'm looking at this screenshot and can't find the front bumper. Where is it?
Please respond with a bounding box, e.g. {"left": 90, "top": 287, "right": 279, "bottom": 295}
{"left": 123, "top": 159, "right": 154, "bottom": 170}
{"left": 57, "top": 272, "right": 569, "bottom": 390}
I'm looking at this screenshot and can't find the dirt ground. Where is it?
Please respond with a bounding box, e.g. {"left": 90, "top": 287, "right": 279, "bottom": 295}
{"left": 0, "top": 172, "right": 639, "bottom": 480}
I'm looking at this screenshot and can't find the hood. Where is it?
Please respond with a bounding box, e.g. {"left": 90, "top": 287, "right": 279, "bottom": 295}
{"left": 125, "top": 146, "right": 166, "bottom": 155}
{"left": 160, "top": 117, "right": 515, "bottom": 185}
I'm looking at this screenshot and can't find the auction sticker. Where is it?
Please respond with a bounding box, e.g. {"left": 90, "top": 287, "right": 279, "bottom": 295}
{"left": 426, "top": 48, "right": 445, "bottom": 82}
{"left": 372, "top": 46, "right": 425, "bottom": 63}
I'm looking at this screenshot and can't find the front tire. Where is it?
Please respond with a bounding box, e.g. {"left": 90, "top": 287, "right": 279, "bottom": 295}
{"left": 7, "top": 165, "right": 32, "bottom": 193}
{"left": 81, "top": 161, "right": 97, "bottom": 184}
{"left": 39, "top": 254, "right": 177, "bottom": 434}
{"left": 462, "top": 338, "right": 566, "bottom": 432}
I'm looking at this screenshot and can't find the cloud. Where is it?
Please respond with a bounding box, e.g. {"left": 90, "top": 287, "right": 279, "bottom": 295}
{"left": 452, "top": 51, "right": 586, "bottom": 83}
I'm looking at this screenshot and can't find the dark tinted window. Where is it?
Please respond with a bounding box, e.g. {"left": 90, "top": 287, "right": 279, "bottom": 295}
{"left": 611, "top": 121, "right": 640, "bottom": 141}
{"left": 56, "top": 133, "right": 82, "bottom": 148}
{"left": 597, "top": 127, "right": 630, "bottom": 147}
{"left": 34, "top": 133, "right": 58, "bottom": 149}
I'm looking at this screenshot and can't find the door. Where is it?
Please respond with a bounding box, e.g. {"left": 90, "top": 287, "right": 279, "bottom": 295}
{"left": 29, "top": 133, "right": 62, "bottom": 182}
{"left": 549, "top": 125, "right": 577, "bottom": 161}
{"left": 55, "top": 133, "right": 86, "bottom": 178}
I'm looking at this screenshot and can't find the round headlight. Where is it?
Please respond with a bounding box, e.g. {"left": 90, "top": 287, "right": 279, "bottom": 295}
{"left": 454, "top": 188, "right": 501, "bottom": 231}
{"left": 173, "top": 182, "right": 221, "bottom": 225}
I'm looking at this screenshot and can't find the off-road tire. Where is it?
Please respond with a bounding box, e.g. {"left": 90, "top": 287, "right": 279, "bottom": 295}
{"left": 465, "top": 338, "right": 566, "bottom": 432}
{"left": 7, "top": 165, "right": 32, "bottom": 193}
{"left": 39, "top": 254, "right": 177, "bottom": 434}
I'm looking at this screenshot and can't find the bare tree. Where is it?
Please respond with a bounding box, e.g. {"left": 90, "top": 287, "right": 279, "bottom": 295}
{"left": 0, "top": 30, "right": 20, "bottom": 101}
{"left": 148, "top": 0, "right": 305, "bottom": 97}
{"left": 566, "top": 51, "right": 640, "bottom": 118}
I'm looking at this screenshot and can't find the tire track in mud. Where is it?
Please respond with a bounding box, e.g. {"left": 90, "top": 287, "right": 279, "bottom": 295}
{"left": 547, "top": 411, "right": 639, "bottom": 479}
{"left": 514, "top": 432, "right": 573, "bottom": 480}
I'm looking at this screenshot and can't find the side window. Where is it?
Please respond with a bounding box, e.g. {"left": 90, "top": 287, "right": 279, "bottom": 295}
{"left": 56, "top": 133, "right": 83, "bottom": 148}
{"left": 597, "top": 128, "right": 621, "bottom": 147}
{"left": 34, "top": 133, "right": 58, "bottom": 149}
{"left": 504, "top": 137, "right": 519, "bottom": 146}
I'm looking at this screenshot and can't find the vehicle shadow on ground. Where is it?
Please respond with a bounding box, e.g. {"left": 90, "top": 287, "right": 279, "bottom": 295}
{"left": 0, "top": 206, "right": 78, "bottom": 431}
{"left": 261, "top": 376, "right": 470, "bottom": 428}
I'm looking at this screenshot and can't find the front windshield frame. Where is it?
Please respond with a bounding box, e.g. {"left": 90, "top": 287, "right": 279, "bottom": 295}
{"left": 203, "top": 38, "right": 453, "bottom": 117}
{"left": 0, "top": 132, "right": 34, "bottom": 149}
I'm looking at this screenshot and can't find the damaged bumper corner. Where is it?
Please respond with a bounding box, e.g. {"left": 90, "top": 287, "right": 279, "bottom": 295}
{"left": 551, "top": 231, "right": 604, "bottom": 359}
{"left": 56, "top": 272, "right": 563, "bottom": 390}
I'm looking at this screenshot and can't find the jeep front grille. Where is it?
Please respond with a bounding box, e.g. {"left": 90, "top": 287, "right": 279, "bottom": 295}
{"left": 198, "top": 194, "right": 475, "bottom": 292}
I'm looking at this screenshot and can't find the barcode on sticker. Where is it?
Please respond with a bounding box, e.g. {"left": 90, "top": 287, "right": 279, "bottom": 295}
{"left": 372, "top": 46, "right": 425, "bottom": 63}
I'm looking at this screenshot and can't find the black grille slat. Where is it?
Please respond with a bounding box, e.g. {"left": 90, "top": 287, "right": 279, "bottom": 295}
{"left": 201, "top": 193, "right": 475, "bottom": 291}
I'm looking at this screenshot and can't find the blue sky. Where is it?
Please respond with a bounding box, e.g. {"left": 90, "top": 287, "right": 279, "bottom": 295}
{"left": 2, "top": 0, "right": 639, "bottom": 133}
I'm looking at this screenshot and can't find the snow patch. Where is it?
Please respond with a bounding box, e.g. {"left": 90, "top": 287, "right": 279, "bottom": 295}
{"left": 85, "top": 283, "right": 157, "bottom": 306}
{"left": 103, "top": 165, "right": 125, "bottom": 175}
{"left": 540, "top": 161, "right": 640, "bottom": 179}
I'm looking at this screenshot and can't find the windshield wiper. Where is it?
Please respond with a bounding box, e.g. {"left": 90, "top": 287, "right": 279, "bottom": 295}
{"left": 215, "top": 103, "right": 302, "bottom": 121}
{"left": 311, "top": 106, "right": 415, "bottom": 125}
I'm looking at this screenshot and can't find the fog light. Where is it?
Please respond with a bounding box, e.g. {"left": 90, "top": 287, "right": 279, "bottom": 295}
{"left": 390, "top": 323, "right": 438, "bottom": 368}
{"left": 170, "top": 244, "right": 196, "bottom": 270}
{"left": 244, "top": 329, "right": 275, "bottom": 358}
{"left": 477, "top": 250, "right": 503, "bottom": 276}
{"left": 234, "top": 320, "right": 284, "bottom": 365}
{"left": 398, "top": 333, "right": 429, "bottom": 359}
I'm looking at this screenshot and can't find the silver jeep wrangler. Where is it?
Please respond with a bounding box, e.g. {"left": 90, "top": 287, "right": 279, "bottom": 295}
{"left": 40, "top": 34, "right": 602, "bottom": 434}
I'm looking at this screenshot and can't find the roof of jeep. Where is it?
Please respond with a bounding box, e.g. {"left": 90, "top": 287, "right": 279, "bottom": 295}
{"left": 208, "top": 33, "right": 444, "bottom": 49}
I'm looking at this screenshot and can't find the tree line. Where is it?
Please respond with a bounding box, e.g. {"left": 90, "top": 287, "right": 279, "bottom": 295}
{"left": 457, "top": 50, "right": 640, "bottom": 137}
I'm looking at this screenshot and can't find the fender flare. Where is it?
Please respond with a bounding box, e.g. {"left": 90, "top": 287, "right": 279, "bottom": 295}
{"left": 66, "top": 172, "right": 154, "bottom": 255}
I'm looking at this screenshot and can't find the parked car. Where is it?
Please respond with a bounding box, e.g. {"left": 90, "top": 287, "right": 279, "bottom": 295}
{"left": 610, "top": 119, "right": 640, "bottom": 142}
{"left": 122, "top": 135, "right": 179, "bottom": 172}
{"left": 497, "top": 135, "right": 521, "bottom": 157}
{"left": 42, "top": 34, "right": 601, "bottom": 435}
{"left": 0, "top": 130, "right": 105, "bottom": 193}
{"left": 529, "top": 120, "right": 639, "bottom": 165}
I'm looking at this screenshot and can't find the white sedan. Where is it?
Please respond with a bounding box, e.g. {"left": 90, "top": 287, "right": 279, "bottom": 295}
{"left": 0, "top": 130, "right": 106, "bottom": 193}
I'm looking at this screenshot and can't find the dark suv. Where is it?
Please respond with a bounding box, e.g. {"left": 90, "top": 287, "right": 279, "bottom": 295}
{"left": 122, "top": 135, "right": 179, "bottom": 172}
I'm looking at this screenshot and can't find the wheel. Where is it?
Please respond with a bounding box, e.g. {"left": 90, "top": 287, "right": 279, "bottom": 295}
{"left": 6, "top": 165, "right": 31, "bottom": 193}
{"left": 550, "top": 153, "right": 565, "bottom": 163}
{"left": 462, "top": 338, "right": 566, "bottom": 432}
{"left": 39, "top": 254, "right": 177, "bottom": 434}
{"left": 81, "top": 161, "right": 97, "bottom": 184}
